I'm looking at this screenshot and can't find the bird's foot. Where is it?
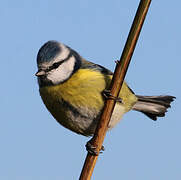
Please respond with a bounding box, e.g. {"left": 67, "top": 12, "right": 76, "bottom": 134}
{"left": 115, "top": 60, "right": 120, "bottom": 64}
{"left": 102, "top": 89, "right": 122, "bottom": 102}
{"left": 86, "top": 140, "right": 105, "bottom": 156}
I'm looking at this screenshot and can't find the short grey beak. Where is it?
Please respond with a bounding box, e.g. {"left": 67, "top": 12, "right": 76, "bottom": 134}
{"left": 35, "top": 70, "right": 46, "bottom": 77}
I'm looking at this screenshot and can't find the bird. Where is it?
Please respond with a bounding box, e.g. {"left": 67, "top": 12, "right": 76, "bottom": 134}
{"left": 35, "top": 40, "right": 175, "bottom": 137}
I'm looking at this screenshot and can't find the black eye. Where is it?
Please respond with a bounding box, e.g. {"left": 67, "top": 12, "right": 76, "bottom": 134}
{"left": 53, "top": 62, "right": 60, "bottom": 68}
{"left": 46, "top": 60, "right": 66, "bottom": 72}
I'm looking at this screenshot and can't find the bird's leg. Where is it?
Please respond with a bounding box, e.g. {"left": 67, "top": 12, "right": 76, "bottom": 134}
{"left": 86, "top": 139, "right": 105, "bottom": 156}
{"left": 102, "top": 89, "right": 122, "bottom": 102}
{"left": 115, "top": 60, "right": 120, "bottom": 64}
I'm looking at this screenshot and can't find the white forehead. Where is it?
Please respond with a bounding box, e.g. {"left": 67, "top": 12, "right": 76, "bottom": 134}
{"left": 39, "top": 43, "right": 70, "bottom": 69}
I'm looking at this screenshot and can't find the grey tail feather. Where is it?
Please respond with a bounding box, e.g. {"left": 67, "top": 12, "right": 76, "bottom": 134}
{"left": 132, "top": 95, "right": 176, "bottom": 121}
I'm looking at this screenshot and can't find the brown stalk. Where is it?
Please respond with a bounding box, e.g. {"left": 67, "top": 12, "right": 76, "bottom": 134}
{"left": 79, "top": 0, "right": 152, "bottom": 179}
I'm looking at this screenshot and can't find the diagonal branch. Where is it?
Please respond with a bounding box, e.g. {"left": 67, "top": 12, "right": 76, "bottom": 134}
{"left": 79, "top": 0, "right": 152, "bottom": 179}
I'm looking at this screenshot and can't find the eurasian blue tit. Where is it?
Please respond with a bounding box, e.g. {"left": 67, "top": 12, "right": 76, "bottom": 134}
{"left": 35, "top": 40, "right": 175, "bottom": 136}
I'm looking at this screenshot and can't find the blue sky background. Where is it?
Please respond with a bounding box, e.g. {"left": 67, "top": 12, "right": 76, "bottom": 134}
{"left": 1, "top": 1, "right": 180, "bottom": 179}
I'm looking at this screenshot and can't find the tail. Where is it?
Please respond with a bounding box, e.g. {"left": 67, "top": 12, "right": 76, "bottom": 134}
{"left": 132, "top": 95, "right": 175, "bottom": 120}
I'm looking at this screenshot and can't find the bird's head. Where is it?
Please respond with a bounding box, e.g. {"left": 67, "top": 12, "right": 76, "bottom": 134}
{"left": 35, "top": 40, "right": 81, "bottom": 87}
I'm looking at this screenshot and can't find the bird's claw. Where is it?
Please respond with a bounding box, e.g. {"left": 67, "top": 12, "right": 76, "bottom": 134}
{"left": 102, "top": 89, "right": 122, "bottom": 102}
{"left": 115, "top": 60, "right": 120, "bottom": 64}
{"left": 86, "top": 140, "right": 105, "bottom": 156}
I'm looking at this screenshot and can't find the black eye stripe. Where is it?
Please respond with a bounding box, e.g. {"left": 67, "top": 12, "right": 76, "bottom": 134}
{"left": 53, "top": 61, "right": 65, "bottom": 68}
{"left": 45, "top": 53, "right": 73, "bottom": 72}
{"left": 46, "top": 60, "right": 65, "bottom": 72}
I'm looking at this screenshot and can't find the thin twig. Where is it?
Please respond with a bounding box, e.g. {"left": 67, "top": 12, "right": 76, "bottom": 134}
{"left": 79, "top": 0, "right": 152, "bottom": 179}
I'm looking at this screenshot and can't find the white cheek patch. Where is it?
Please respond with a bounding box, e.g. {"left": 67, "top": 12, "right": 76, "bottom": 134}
{"left": 47, "top": 56, "right": 76, "bottom": 84}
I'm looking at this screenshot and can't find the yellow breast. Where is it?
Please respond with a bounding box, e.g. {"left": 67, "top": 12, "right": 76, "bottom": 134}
{"left": 39, "top": 69, "right": 110, "bottom": 133}
{"left": 39, "top": 68, "right": 137, "bottom": 135}
{"left": 40, "top": 69, "right": 109, "bottom": 109}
